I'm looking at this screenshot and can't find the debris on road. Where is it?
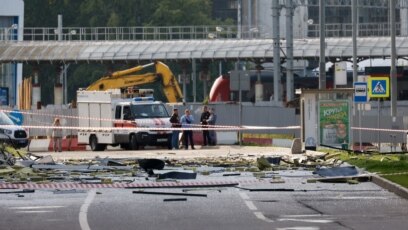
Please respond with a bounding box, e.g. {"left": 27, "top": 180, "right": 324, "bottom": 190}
{"left": 314, "top": 166, "right": 359, "bottom": 177}
{"left": 133, "top": 190, "right": 207, "bottom": 197}
{"left": 306, "top": 174, "right": 371, "bottom": 183}
{"left": 163, "top": 198, "right": 187, "bottom": 202}
{"left": 156, "top": 171, "right": 197, "bottom": 180}
{"left": 0, "top": 189, "right": 35, "bottom": 194}
{"left": 138, "top": 159, "right": 165, "bottom": 172}
{"left": 0, "top": 141, "right": 373, "bottom": 191}
{"left": 53, "top": 189, "right": 87, "bottom": 194}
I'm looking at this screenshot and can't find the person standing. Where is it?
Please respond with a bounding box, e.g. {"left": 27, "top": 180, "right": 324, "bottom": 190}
{"left": 200, "top": 105, "right": 211, "bottom": 146}
{"left": 52, "top": 118, "right": 62, "bottom": 152}
{"left": 207, "top": 108, "right": 217, "bottom": 145}
{"left": 180, "top": 109, "right": 195, "bottom": 150}
{"left": 169, "top": 108, "right": 181, "bottom": 149}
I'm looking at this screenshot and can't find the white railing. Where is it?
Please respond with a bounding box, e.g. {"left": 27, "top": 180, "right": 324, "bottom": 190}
{"left": 307, "top": 22, "right": 402, "bottom": 37}
{"left": 0, "top": 25, "right": 267, "bottom": 41}
{"left": 0, "top": 23, "right": 405, "bottom": 42}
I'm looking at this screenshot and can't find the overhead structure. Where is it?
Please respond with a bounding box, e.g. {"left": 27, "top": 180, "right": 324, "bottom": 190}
{"left": 1, "top": 37, "right": 408, "bottom": 63}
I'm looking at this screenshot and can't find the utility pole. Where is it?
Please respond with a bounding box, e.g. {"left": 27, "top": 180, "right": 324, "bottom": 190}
{"left": 352, "top": 0, "right": 358, "bottom": 84}
{"left": 390, "top": 0, "right": 397, "bottom": 117}
{"left": 238, "top": 0, "right": 242, "bottom": 39}
{"left": 272, "top": 0, "right": 281, "bottom": 102}
{"left": 286, "top": 0, "right": 294, "bottom": 102}
{"left": 319, "top": 0, "right": 326, "bottom": 89}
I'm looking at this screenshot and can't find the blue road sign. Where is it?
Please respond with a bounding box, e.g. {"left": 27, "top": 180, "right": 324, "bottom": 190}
{"left": 8, "top": 110, "right": 24, "bottom": 125}
{"left": 354, "top": 82, "right": 368, "bottom": 103}
{"left": 368, "top": 76, "right": 389, "bottom": 98}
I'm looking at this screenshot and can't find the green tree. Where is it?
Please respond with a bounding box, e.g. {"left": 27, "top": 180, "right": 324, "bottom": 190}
{"left": 23, "top": 0, "right": 235, "bottom": 105}
{"left": 146, "top": 0, "right": 214, "bottom": 26}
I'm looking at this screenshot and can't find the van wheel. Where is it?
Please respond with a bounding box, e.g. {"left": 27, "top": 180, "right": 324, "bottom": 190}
{"left": 130, "top": 134, "right": 139, "bottom": 150}
{"left": 90, "top": 135, "right": 106, "bottom": 151}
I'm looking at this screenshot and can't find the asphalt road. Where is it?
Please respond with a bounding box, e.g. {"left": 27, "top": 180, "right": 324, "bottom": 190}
{"left": 1, "top": 170, "right": 407, "bottom": 230}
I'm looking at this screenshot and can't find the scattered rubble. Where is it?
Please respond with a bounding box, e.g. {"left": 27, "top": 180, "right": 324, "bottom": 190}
{"left": 314, "top": 166, "right": 359, "bottom": 177}
{"left": 0, "top": 143, "right": 372, "bottom": 191}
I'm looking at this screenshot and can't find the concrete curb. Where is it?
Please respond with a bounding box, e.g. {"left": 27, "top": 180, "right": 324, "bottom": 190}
{"left": 27, "top": 139, "right": 49, "bottom": 152}
{"left": 371, "top": 175, "right": 408, "bottom": 200}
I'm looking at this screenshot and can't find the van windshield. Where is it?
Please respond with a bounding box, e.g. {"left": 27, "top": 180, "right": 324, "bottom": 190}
{"left": 0, "top": 112, "right": 15, "bottom": 125}
{"left": 131, "top": 104, "right": 169, "bottom": 119}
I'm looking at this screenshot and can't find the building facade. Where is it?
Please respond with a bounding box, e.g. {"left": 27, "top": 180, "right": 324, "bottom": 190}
{"left": 0, "top": 0, "right": 24, "bottom": 107}
{"left": 220, "top": 0, "right": 408, "bottom": 39}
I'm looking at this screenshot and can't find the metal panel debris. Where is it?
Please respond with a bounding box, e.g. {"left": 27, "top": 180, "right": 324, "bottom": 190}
{"left": 133, "top": 190, "right": 207, "bottom": 197}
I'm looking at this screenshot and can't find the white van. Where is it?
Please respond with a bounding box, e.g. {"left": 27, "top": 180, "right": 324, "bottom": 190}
{"left": 0, "top": 111, "right": 28, "bottom": 148}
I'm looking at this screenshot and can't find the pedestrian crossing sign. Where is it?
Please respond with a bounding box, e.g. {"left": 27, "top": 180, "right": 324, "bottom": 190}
{"left": 368, "top": 76, "right": 389, "bottom": 98}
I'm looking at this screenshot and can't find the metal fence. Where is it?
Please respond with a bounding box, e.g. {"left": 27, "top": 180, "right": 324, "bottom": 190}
{"left": 0, "top": 25, "right": 264, "bottom": 42}
{"left": 1, "top": 22, "right": 405, "bottom": 42}
{"left": 18, "top": 102, "right": 408, "bottom": 152}
{"left": 23, "top": 108, "right": 78, "bottom": 138}
{"left": 307, "top": 23, "right": 402, "bottom": 37}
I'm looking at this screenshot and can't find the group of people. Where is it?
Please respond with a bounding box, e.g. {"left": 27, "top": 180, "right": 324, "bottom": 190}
{"left": 169, "top": 105, "right": 217, "bottom": 150}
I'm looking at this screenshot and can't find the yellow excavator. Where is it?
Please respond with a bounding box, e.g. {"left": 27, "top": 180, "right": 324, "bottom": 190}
{"left": 86, "top": 61, "right": 183, "bottom": 103}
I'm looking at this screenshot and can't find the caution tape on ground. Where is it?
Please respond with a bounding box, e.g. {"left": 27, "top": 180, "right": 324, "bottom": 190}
{"left": 0, "top": 179, "right": 260, "bottom": 189}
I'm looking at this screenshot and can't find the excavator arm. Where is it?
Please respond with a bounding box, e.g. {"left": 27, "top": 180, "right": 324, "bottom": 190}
{"left": 86, "top": 61, "right": 183, "bottom": 103}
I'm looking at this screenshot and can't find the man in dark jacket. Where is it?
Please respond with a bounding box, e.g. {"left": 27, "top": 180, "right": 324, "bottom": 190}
{"left": 169, "top": 108, "right": 180, "bottom": 149}
{"left": 207, "top": 108, "right": 217, "bottom": 145}
{"left": 200, "top": 105, "right": 211, "bottom": 146}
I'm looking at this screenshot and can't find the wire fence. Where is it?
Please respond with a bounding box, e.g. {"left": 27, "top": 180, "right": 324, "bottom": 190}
{"left": 5, "top": 103, "right": 408, "bottom": 153}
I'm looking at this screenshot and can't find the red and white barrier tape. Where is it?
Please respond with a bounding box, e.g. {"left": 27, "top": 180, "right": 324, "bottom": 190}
{"left": 0, "top": 124, "right": 301, "bottom": 132}
{"left": 0, "top": 179, "right": 259, "bottom": 189}
{"left": 351, "top": 127, "right": 407, "bottom": 133}
{"left": 5, "top": 109, "right": 406, "bottom": 133}
{"left": 0, "top": 109, "right": 241, "bottom": 129}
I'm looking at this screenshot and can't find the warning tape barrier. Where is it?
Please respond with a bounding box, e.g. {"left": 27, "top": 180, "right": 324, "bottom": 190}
{"left": 0, "top": 109, "right": 240, "bottom": 129}
{"left": 0, "top": 179, "right": 260, "bottom": 190}
{"left": 5, "top": 109, "right": 408, "bottom": 133}
{"left": 0, "top": 124, "right": 301, "bottom": 132}
{"left": 351, "top": 127, "right": 408, "bottom": 133}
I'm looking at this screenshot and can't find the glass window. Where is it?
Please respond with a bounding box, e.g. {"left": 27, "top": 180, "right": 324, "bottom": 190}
{"left": 131, "top": 104, "right": 169, "bottom": 118}
{"left": 123, "top": 106, "right": 132, "bottom": 120}
{"left": 115, "top": 106, "right": 122, "bottom": 119}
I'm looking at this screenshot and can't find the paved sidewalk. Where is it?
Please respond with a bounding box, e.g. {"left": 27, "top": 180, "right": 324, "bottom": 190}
{"left": 32, "top": 145, "right": 309, "bottom": 160}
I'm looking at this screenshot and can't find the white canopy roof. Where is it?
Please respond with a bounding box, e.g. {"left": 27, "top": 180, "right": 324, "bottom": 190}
{"left": 0, "top": 37, "right": 407, "bottom": 63}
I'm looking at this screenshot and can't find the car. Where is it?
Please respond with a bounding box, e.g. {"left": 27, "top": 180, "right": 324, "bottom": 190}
{"left": 0, "top": 111, "right": 28, "bottom": 148}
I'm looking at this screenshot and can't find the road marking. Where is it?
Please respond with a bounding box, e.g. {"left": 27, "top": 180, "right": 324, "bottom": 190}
{"left": 281, "top": 214, "right": 328, "bottom": 218}
{"left": 238, "top": 192, "right": 250, "bottom": 200}
{"left": 239, "top": 192, "right": 257, "bottom": 210}
{"left": 276, "top": 227, "right": 319, "bottom": 230}
{"left": 10, "top": 206, "right": 64, "bottom": 210}
{"left": 79, "top": 189, "right": 96, "bottom": 230}
{"left": 15, "top": 210, "right": 53, "bottom": 213}
{"left": 238, "top": 192, "right": 274, "bottom": 222}
{"left": 244, "top": 201, "right": 258, "bottom": 211}
{"left": 253, "top": 211, "right": 274, "bottom": 222}
{"left": 278, "top": 218, "right": 333, "bottom": 223}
